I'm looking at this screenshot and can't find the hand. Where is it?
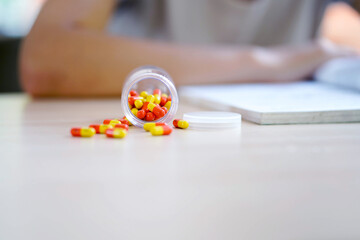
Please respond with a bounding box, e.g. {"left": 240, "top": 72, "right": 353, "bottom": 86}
{"left": 319, "top": 2, "right": 360, "bottom": 55}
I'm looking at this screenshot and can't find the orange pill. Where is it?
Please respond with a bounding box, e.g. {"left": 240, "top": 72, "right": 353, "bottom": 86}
{"left": 113, "top": 123, "right": 129, "bottom": 131}
{"left": 173, "top": 119, "right": 189, "bottom": 129}
{"left": 161, "top": 106, "right": 168, "bottom": 114}
{"left": 143, "top": 122, "right": 167, "bottom": 131}
{"left": 71, "top": 127, "right": 96, "bottom": 137}
{"left": 128, "top": 96, "right": 143, "bottom": 107}
{"left": 160, "top": 96, "right": 167, "bottom": 106}
{"left": 153, "top": 89, "right": 161, "bottom": 96}
{"left": 119, "top": 118, "right": 130, "bottom": 125}
{"left": 106, "top": 128, "right": 127, "bottom": 138}
{"left": 142, "top": 102, "right": 150, "bottom": 113}
{"left": 137, "top": 109, "right": 146, "bottom": 120}
{"left": 89, "top": 124, "right": 101, "bottom": 133}
{"left": 129, "top": 90, "right": 138, "bottom": 96}
{"left": 145, "top": 112, "right": 155, "bottom": 121}
{"left": 103, "top": 119, "right": 117, "bottom": 124}
{"left": 167, "top": 95, "right": 172, "bottom": 102}
{"left": 150, "top": 125, "right": 172, "bottom": 136}
{"left": 148, "top": 103, "right": 165, "bottom": 118}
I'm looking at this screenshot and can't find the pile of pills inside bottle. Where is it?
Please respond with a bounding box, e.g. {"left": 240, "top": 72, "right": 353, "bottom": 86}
{"left": 128, "top": 89, "right": 171, "bottom": 122}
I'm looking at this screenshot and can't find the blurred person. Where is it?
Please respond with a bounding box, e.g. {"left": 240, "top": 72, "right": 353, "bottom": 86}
{"left": 20, "top": 0, "right": 360, "bottom": 97}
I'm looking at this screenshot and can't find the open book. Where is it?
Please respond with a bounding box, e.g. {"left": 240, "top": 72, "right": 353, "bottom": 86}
{"left": 179, "top": 58, "right": 360, "bottom": 125}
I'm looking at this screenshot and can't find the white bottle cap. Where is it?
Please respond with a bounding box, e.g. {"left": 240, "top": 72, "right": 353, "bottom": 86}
{"left": 183, "top": 112, "right": 241, "bottom": 130}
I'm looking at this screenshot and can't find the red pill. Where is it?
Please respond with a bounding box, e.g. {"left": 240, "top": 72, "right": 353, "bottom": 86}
{"left": 150, "top": 125, "right": 172, "bottom": 136}
{"left": 145, "top": 112, "right": 155, "bottom": 121}
{"left": 160, "top": 96, "right": 167, "bottom": 106}
{"left": 128, "top": 96, "right": 142, "bottom": 107}
{"left": 137, "top": 109, "right": 146, "bottom": 119}
{"left": 113, "top": 123, "right": 129, "bottom": 131}
{"left": 153, "top": 89, "right": 161, "bottom": 96}
{"left": 142, "top": 102, "right": 150, "bottom": 113}
{"left": 103, "top": 119, "right": 114, "bottom": 124}
{"left": 89, "top": 124, "right": 101, "bottom": 133}
{"left": 119, "top": 118, "right": 130, "bottom": 125}
{"left": 129, "top": 90, "right": 138, "bottom": 96}
{"left": 161, "top": 106, "right": 168, "bottom": 114}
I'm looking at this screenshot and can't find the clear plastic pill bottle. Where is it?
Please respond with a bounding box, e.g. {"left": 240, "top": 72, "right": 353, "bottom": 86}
{"left": 121, "top": 66, "right": 179, "bottom": 127}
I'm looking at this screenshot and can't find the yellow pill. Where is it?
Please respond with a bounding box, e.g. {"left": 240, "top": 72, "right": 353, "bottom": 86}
{"left": 161, "top": 93, "right": 168, "bottom": 98}
{"left": 71, "top": 127, "right": 96, "bottom": 137}
{"left": 106, "top": 128, "right": 127, "bottom": 138}
{"left": 109, "top": 119, "right": 120, "bottom": 127}
{"left": 146, "top": 94, "right": 155, "bottom": 103}
{"left": 147, "top": 102, "right": 156, "bottom": 112}
{"left": 134, "top": 99, "right": 143, "bottom": 109}
{"left": 99, "top": 124, "right": 113, "bottom": 134}
{"left": 140, "top": 91, "right": 148, "bottom": 98}
{"left": 143, "top": 122, "right": 167, "bottom": 131}
{"left": 154, "top": 94, "right": 161, "bottom": 104}
{"left": 164, "top": 101, "right": 171, "bottom": 110}
{"left": 131, "top": 108, "right": 138, "bottom": 116}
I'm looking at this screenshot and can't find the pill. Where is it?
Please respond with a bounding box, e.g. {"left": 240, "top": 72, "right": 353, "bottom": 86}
{"left": 137, "top": 109, "right": 146, "bottom": 119}
{"left": 142, "top": 102, "right": 150, "bottom": 113}
{"left": 143, "top": 122, "right": 167, "bottom": 131}
{"left": 147, "top": 103, "right": 165, "bottom": 118}
{"left": 131, "top": 108, "right": 138, "bottom": 116}
{"left": 164, "top": 101, "right": 171, "bottom": 110}
{"left": 146, "top": 94, "right": 155, "bottom": 103}
{"left": 134, "top": 99, "right": 143, "bottom": 109}
{"left": 106, "top": 128, "right": 127, "bottom": 138}
{"left": 89, "top": 124, "right": 101, "bottom": 133}
{"left": 173, "top": 119, "right": 189, "bottom": 129}
{"left": 113, "top": 123, "right": 129, "bottom": 131}
{"left": 154, "top": 94, "right": 161, "bottom": 104}
{"left": 128, "top": 96, "right": 143, "bottom": 107}
{"left": 71, "top": 127, "right": 96, "bottom": 137}
{"left": 109, "top": 119, "right": 121, "bottom": 127}
{"left": 122, "top": 116, "right": 133, "bottom": 126}
{"left": 167, "top": 95, "right": 172, "bottom": 101}
{"left": 99, "top": 124, "right": 113, "bottom": 134}
{"left": 161, "top": 93, "right": 168, "bottom": 98}
{"left": 140, "top": 91, "right": 148, "bottom": 98}
{"left": 119, "top": 118, "right": 129, "bottom": 126}
{"left": 150, "top": 125, "right": 172, "bottom": 136}
{"left": 129, "top": 90, "right": 138, "bottom": 96}
{"left": 153, "top": 89, "right": 161, "bottom": 96}
{"left": 103, "top": 119, "right": 118, "bottom": 124}
{"left": 161, "top": 106, "right": 168, "bottom": 114}
{"left": 160, "top": 96, "right": 167, "bottom": 106}
{"left": 145, "top": 112, "right": 156, "bottom": 121}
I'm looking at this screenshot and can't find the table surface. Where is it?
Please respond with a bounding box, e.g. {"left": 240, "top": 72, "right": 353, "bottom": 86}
{"left": 1, "top": 93, "right": 360, "bottom": 240}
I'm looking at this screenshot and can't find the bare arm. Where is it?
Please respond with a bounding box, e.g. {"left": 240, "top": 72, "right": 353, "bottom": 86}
{"left": 20, "top": 0, "right": 354, "bottom": 97}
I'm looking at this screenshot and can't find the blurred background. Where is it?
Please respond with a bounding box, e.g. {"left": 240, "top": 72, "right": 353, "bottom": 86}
{"left": 0, "top": 0, "right": 359, "bottom": 93}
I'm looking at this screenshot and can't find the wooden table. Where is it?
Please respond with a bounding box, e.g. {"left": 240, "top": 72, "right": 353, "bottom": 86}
{"left": 1, "top": 93, "right": 360, "bottom": 240}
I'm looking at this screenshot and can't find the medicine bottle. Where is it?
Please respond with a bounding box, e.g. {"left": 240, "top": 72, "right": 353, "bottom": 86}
{"left": 121, "top": 66, "right": 179, "bottom": 127}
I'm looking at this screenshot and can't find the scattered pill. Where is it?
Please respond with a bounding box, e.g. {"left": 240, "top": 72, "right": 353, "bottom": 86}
{"left": 106, "top": 128, "right": 127, "bottom": 138}
{"left": 113, "top": 123, "right": 129, "bottom": 131}
{"left": 71, "top": 127, "right": 96, "bottom": 137}
{"left": 89, "top": 124, "right": 101, "bottom": 133}
{"left": 173, "top": 119, "right": 189, "bottom": 129}
{"left": 143, "top": 122, "right": 167, "bottom": 131}
{"left": 109, "top": 119, "right": 121, "bottom": 127}
{"left": 99, "top": 124, "right": 113, "bottom": 134}
{"left": 150, "top": 125, "right": 172, "bottom": 136}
